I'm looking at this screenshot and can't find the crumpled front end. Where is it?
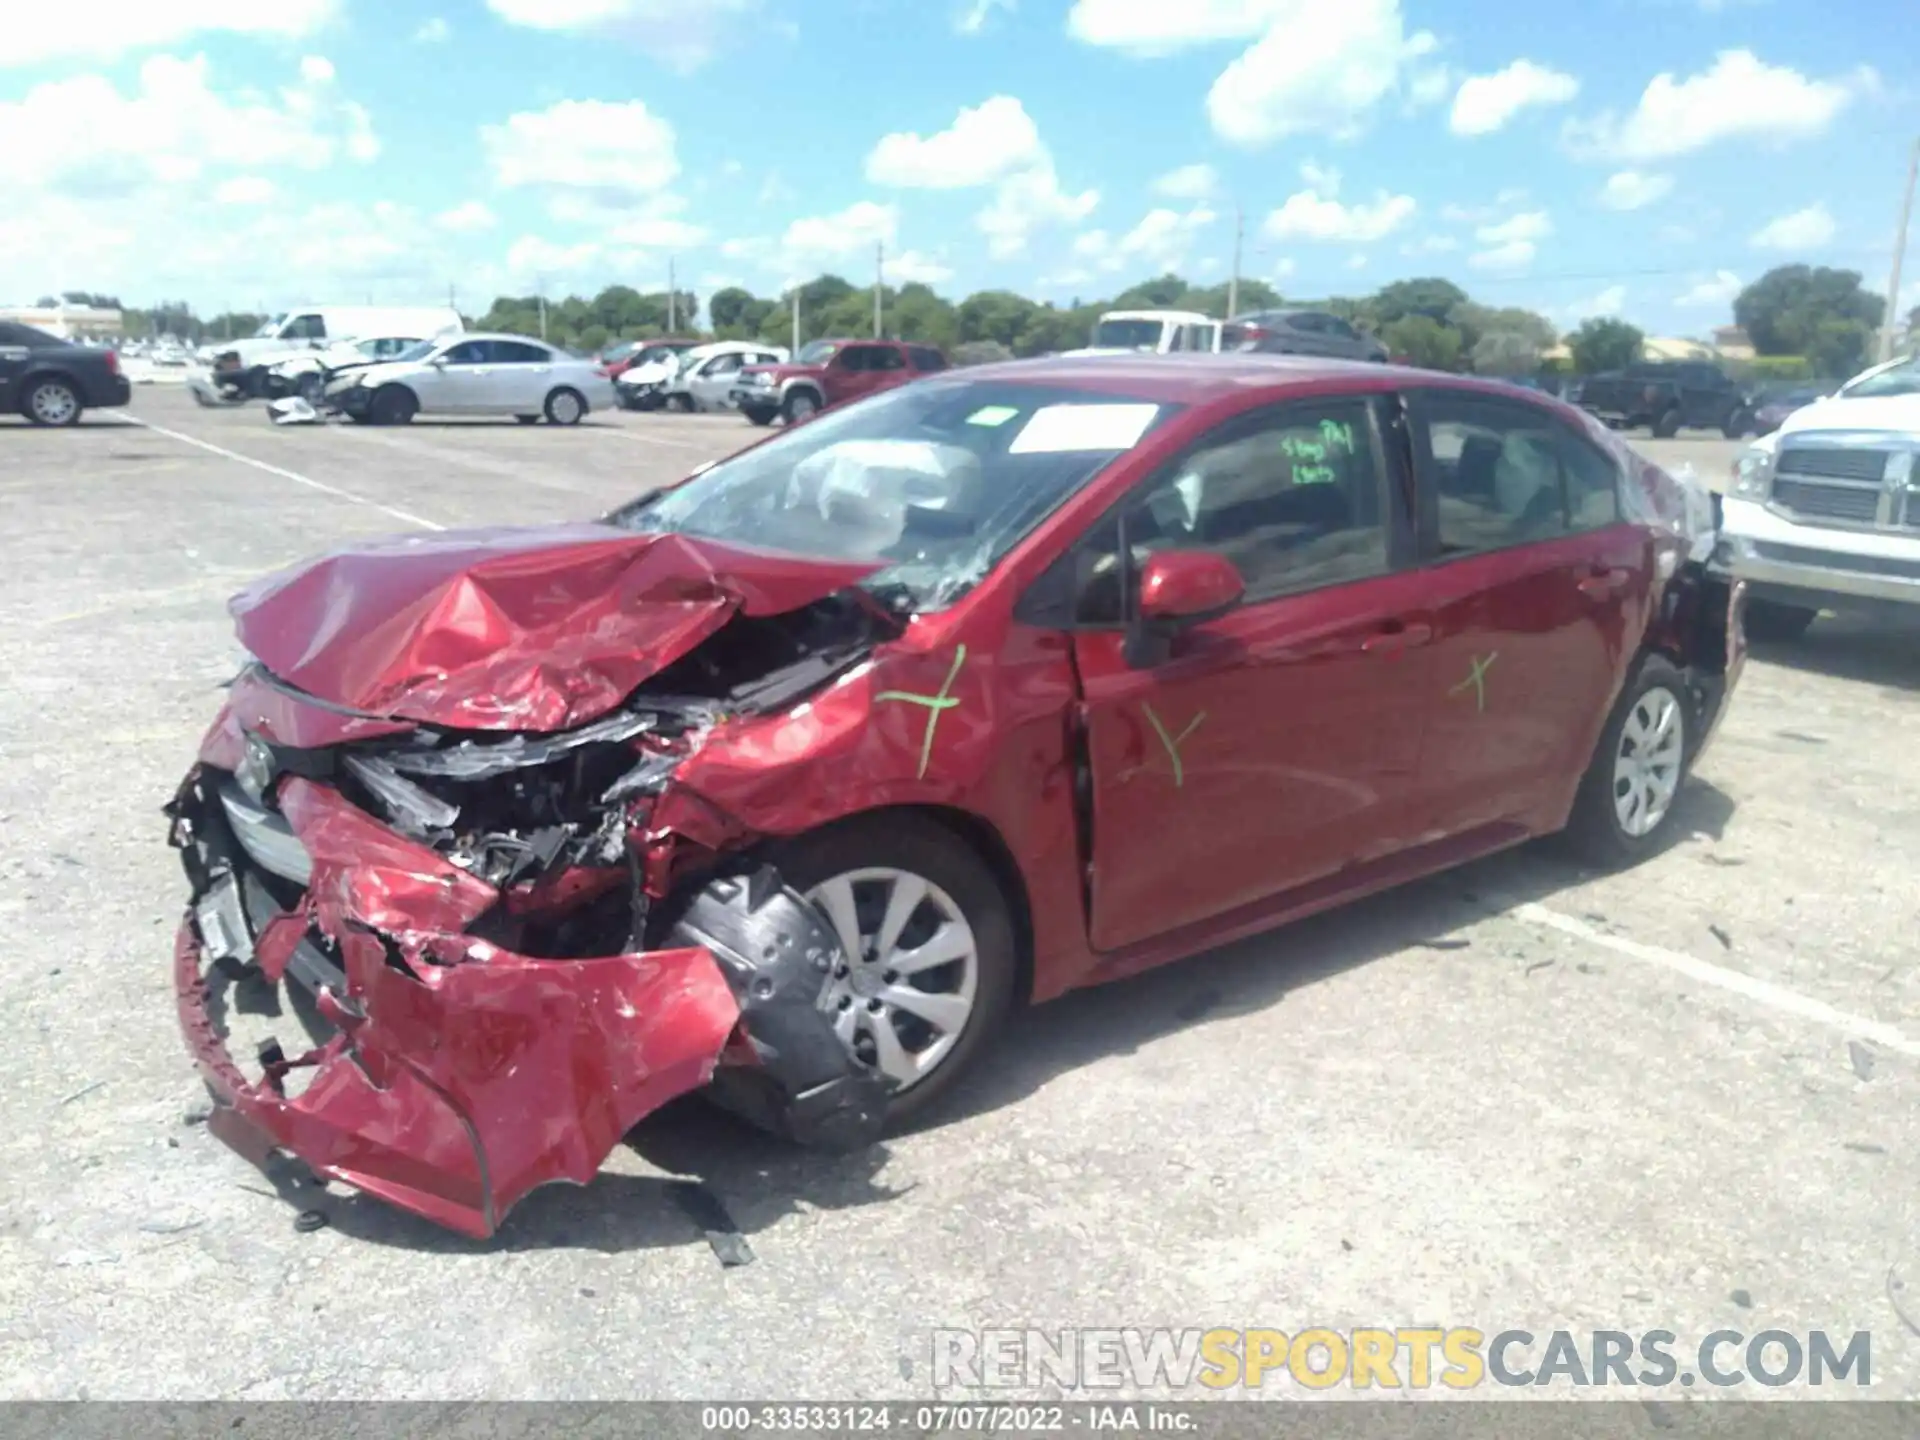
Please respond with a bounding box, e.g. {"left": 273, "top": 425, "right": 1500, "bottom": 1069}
{"left": 170, "top": 625, "right": 898, "bottom": 1237}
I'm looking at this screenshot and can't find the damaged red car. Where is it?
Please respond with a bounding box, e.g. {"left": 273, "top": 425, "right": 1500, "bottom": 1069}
{"left": 169, "top": 355, "right": 1746, "bottom": 1238}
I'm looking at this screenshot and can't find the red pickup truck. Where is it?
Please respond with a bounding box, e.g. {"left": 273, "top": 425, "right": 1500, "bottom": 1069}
{"left": 732, "top": 338, "right": 948, "bottom": 425}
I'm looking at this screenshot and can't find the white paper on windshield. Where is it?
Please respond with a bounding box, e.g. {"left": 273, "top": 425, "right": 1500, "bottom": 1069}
{"left": 1008, "top": 403, "right": 1159, "bottom": 455}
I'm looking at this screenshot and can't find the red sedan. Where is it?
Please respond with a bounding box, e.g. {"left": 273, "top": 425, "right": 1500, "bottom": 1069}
{"left": 169, "top": 355, "right": 1746, "bottom": 1237}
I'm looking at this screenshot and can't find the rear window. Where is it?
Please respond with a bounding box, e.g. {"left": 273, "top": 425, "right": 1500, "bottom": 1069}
{"left": 0, "top": 322, "right": 59, "bottom": 347}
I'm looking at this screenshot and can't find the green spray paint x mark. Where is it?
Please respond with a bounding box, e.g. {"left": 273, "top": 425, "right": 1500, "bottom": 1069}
{"left": 1142, "top": 703, "right": 1206, "bottom": 788}
{"left": 1449, "top": 651, "right": 1499, "bottom": 713}
{"left": 875, "top": 644, "right": 968, "bottom": 779}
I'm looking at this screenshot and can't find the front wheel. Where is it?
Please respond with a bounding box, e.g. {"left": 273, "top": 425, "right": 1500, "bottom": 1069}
{"left": 741, "top": 405, "right": 776, "bottom": 426}
{"left": 296, "top": 372, "right": 325, "bottom": 404}
{"left": 369, "top": 384, "right": 417, "bottom": 425}
{"left": 763, "top": 815, "right": 1018, "bottom": 1125}
{"left": 1650, "top": 408, "right": 1681, "bottom": 439}
{"left": 781, "top": 389, "right": 820, "bottom": 424}
{"left": 665, "top": 392, "right": 693, "bottom": 413}
{"left": 1561, "top": 656, "right": 1691, "bottom": 868}
{"left": 1722, "top": 408, "right": 1753, "bottom": 440}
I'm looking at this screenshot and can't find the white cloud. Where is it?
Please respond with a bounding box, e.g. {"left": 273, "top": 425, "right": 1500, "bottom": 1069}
{"left": 0, "top": 0, "right": 337, "bottom": 68}
{"left": 1346, "top": 253, "right": 1368, "bottom": 269}
{"left": 1449, "top": 59, "right": 1579, "bottom": 136}
{"left": 1068, "top": 0, "right": 1436, "bottom": 146}
{"left": 506, "top": 235, "right": 606, "bottom": 280}
{"left": 1400, "top": 234, "right": 1459, "bottom": 255}
{"left": 865, "top": 96, "right": 1043, "bottom": 188}
{"left": 885, "top": 250, "right": 955, "bottom": 284}
{"left": 1675, "top": 270, "right": 1743, "bottom": 308}
{"left": 1566, "top": 285, "right": 1626, "bottom": 321}
{"left": 214, "top": 176, "right": 276, "bottom": 206}
{"left": 1152, "top": 163, "right": 1219, "bottom": 200}
{"left": 1073, "top": 205, "right": 1217, "bottom": 272}
{"left": 1271, "top": 257, "right": 1296, "bottom": 279}
{"left": 482, "top": 99, "right": 679, "bottom": 217}
{"left": 1262, "top": 188, "right": 1415, "bottom": 243}
{"left": 605, "top": 214, "right": 709, "bottom": 249}
{"left": 783, "top": 200, "right": 898, "bottom": 268}
{"left": 415, "top": 17, "right": 450, "bottom": 43}
{"left": 1468, "top": 210, "right": 1550, "bottom": 270}
{"left": 1206, "top": 0, "right": 1439, "bottom": 145}
{"left": 1750, "top": 203, "right": 1836, "bottom": 250}
{"left": 437, "top": 200, "right": 497, "bottom": 233}
{"left": 1597, "top": 170, "right": 1673, "bottom": 211}
{"left": 955, "top": 0, "right": 1014, "bottom": 34}
{"left": 484, "top": 0, "right": 763, "bottom": 73}
{"left": 1299, "top": 159, "right": 1341, "bottom": 194}
{"left": 976, "top": 160, "right": 1099, "bottom": 258}
{"left": 0, "top": 53, "right": 377, "bottom": 196}
{"left": 1406, "top": 64, "right": 1454, "bottom": 109}
{"left": 1565, "top": 50, "right": 1873, "bottom": 161}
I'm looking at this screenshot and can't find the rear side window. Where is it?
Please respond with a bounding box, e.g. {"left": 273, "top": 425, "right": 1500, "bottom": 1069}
{"left": 908, "top": 346, "right": 946, "bottom": 372}
{"left": 871, "top": 346, "right": 908, "bottom": 371}
{"left": 494, "top": 341, "right": 551, "bottom": 363}
{"left": 286, "top": 314, "right": 327, "bottom": 339}
{"left": 1414, "top": 393, "right": 1622, "bottom": 556}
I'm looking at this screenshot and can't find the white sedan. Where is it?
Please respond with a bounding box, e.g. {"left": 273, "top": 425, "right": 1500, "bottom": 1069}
{"left": 324, "top": 333, "right": 616, "bottom": 425}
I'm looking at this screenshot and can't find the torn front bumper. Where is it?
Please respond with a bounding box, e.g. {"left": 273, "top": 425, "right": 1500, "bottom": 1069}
{"left": 169, "top": 767, "right": 887, "bottom": 1239}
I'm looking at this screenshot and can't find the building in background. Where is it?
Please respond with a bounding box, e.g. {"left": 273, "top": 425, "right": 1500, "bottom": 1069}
{"left": 1712, "top": 325, "right": 1755, "bottom": 361}
{"left": 0, "top": 303, "right": 123, "bottom": 339}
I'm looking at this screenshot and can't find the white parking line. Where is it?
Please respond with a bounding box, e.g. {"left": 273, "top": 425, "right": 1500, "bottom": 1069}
{"left": 117, "top": 415, "right": 447, "bottom": 531}
{"left": 1514, "top": 901, "right": 1920, "bottom": 1058}
{"left": 598, "top": 423, "right": 748, "bottom": 454}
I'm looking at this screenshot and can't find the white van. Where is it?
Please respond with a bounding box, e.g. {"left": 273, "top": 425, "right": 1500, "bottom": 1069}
{"left": 195, "top": 306, "right": 463, "bottom": 394}
{"left": 1064, "top": 309, "right": 1223, "bottom": 357}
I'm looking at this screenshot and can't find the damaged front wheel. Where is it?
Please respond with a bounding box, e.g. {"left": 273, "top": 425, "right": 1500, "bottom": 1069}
{"left": 770, "top": 815, "right": 1017, "bottom": 1124}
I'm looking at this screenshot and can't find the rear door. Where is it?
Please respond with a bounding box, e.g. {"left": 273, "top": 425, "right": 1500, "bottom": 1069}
{"left": 491, "top": 339, "right": 556, "bottom": 411}
{"left": 1403, "top": 388, "right": 1648, "bottom": 838}
{"left": 1065, "top": 390, "right": 1434, "bottom": 951}
{"left": 0, "top": 321, "right": 34, "bottom": 412}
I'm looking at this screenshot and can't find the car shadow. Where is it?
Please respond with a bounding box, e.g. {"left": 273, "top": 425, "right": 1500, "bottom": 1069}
{"left": 1752, "top": 613, "right": 1920, "bottom": 691}
{"left": 303, "top": 778, "right": 1734, "bottom": 1256}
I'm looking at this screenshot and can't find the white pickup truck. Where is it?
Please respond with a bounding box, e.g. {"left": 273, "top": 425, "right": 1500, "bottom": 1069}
{"left": 1063, "top": 309, "right": 1223, "bottom": 357}
{"left": 1722, "top": 353, "right": 1920, "bottom": 640}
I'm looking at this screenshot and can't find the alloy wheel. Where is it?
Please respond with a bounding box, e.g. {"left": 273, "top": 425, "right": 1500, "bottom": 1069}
{"left": 804, "top": 867, "right": 980, "bottom": 1090}
{"left": 30, "top": 383, "right": 78, "bottom": 425}
{"left": 1613, "top": 685, "right": 1685, "bottom": 838}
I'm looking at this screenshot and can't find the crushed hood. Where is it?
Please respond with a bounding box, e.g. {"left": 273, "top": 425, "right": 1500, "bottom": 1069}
{"left": 231, "top": 524, "right": 881, "bottom": 732}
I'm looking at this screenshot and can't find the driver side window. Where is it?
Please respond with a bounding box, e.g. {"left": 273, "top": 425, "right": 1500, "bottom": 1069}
{"left": 1066, "top": 397, "right": 1393, "bottom": 624}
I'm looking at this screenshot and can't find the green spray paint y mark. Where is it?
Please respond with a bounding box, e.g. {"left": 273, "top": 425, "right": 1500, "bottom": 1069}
{"left": 1142, "top": 703, "right": 1207, "bottom": 788}
{"left": 1449, "top": 651, "right": 1499, "bottom": 713}
{"left": 875, "top": 645, "right": 968, "bottom": 779}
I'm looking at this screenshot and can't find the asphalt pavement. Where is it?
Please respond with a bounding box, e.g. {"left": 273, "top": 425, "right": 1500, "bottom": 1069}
{"left": 0, "top": 391, "right": 1914, "bottom": 1402}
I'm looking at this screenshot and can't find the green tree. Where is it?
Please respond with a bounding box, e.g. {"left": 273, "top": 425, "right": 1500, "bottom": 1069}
{"left": 1110, "top": 272, "right": 1190, "bottom": 309}
{"left": 1470, "top": 330, "right": 1545, "bottom": 376}
{"left": 1734, "top": 265, "right": 1883, "bottom": 357}
{"left": 888, "top": 283, "right": 959, "bottom": 347}
{"left": 1569, "top": 317, "right": 1646, "bottom": 374}
{"left": 708, "top": 286, "right": 760, "bottom": 332}
{"left": 1371, "top": 277, "right": 1468, "bottom": 328}
{"left": 1449, "top": 302, "right": 1554, "bottom": 354}
{"left": 1803, "top": 316, "right": 1874, "bottom": 378}
{"left": 1381, "top": 314, "right": 1462, "bottom": 370}
{"left": 956, "top": 289, "right": 1040, "bottom": 347}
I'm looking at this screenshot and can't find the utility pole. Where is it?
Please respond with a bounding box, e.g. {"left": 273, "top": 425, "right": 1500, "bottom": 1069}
{"left": 667, "top": 257, "right": 678, "bottom": 333}
{"left": 536, "top": 274, "right": 547, "bottom": 341}
{"left": 1227, "top": 205, "right": 1243, "bottom": 322}
{"left": 1880, "top": 137, "right": 1918, "bottom": 363}
{"left": 874, "top": 241, "right": 885, "bottom": 338}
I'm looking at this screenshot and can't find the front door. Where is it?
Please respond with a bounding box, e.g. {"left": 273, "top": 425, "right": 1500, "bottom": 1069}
{"left": 689, "top": 352, "right": 743, "bottom": 409}
{"left": 419, "top": 339, "right": 498, "bottom": 413}
{"left": 1068, "top": 392, "right": 1432, "bottom": 952}
{"left": 1403, "top": 388, "right": 1649, "bottom": 837}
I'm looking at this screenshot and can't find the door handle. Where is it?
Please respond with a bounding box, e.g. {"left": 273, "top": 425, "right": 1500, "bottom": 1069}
{"left": 1360, "top": 619, "right": 1434, "bottom": 655}
{"left": 1577, "top": 567, "right": 1629, "bottom": 600}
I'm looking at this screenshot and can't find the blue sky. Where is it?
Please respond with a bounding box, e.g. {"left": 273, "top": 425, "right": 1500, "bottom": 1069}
{"left": 1, "top": 0, "right": 1914, "bottom": 336}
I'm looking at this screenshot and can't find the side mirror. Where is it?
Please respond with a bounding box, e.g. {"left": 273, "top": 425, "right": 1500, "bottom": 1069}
{"left": 1125, "top": 550, "right": 1244, "bottom": 667}
{"left": 430, "top": 357, "right": 446, "bottom": 369}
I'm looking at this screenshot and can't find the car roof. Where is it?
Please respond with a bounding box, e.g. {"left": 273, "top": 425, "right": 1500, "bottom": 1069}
{"left": 445, "top": 332, "right": 558, "bottom": 346}
{"left": 1101, "top": 309, "right": 1212, "bottom": 323}
{"left": 947, "top": 352, "right": 1526, "bottom": 405}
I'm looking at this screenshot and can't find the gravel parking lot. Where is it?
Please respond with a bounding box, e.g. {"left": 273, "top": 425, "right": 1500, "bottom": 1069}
{"left": 2, "top": 390, "right": 1916, "bottom": 1402}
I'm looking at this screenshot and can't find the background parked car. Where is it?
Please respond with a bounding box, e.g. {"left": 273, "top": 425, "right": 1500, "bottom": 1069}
{"left": 0, "top": 320, "right": 132, "bottom": 426}
{"left": 732, "top": 339, "right": 947, "bottom": 425}
{"left": 1571, "top": 360, "right": 1754, "bottom": 438}
{"left": 1750, "top": 383, "right": 1830, "bottom": 434}
{"left": 599, "top": 337, "right": 701, "bottom": 381}
{"left": 324, "top": 332, "right": 615, "bottom": 425}
{"left": 1223, "top": 308, "right": 1390, "bottom": 362}
{"left": 267, "top": 334, "right": 433, "bottom": 402}
{"left": 659, "top": 342, "right": 790, "bottom": 412}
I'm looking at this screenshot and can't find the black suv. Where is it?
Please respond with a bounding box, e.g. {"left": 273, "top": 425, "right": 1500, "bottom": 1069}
{"left": 0, "top": 322, "right": 133, "bottom": 426}
{"left": 1572, "top": 361, "right": 1753, "bottom": 439}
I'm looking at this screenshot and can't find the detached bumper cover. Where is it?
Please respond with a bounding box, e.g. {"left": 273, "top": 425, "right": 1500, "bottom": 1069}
{"left": 173, "top": 776, "right": 743, "bottom": 1239}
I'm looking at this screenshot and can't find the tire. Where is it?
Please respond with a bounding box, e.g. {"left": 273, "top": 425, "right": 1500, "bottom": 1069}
{"left": 1651, "top": 408, "right": 1681, "bottom": 439}
{"left": 665, "top": 392, "right": 693, "bottom": 413}
{"left": 369, "top": 384, "right": 417, "bottom": 425}
{"left": 1560, "top": 655, "right": 1692, "bottom": 869}
{"left": 762, "top": 814, "right": 1019, "bottom": 1126}
{"left": 244, "top": 366, "right": 272, "bottom": 400}
{"left": 1722, "top": 408, "right": 1752, "bottom": 440}
{"left": 781, "top": 388, "right": 821, "bottom": 424}
{"left": 296, "top": 372, "right": 326, "bottom": 404}
{"left": 22, "top": 377, "right": 82, "bottom": 427}
{"left": 1743, "top": 597, "right": 1818, "bottom": 643}
{"left": 741, "top": 405, "right": 776, "bottom": 427}
{"left": 543, "top": 387, "right": 586, "bottom": 425}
